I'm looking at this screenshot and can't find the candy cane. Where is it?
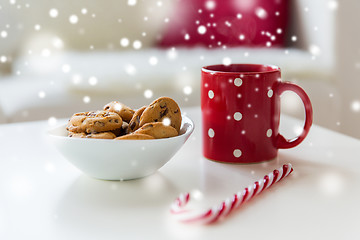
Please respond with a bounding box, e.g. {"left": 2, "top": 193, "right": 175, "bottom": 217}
{"left": 170, "top": 163, "right": 293, "bottom": 224}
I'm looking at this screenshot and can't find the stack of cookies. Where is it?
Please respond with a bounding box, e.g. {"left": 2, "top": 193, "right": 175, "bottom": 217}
{"left": 66, "top": 97, "right": 182, "bottom": 140}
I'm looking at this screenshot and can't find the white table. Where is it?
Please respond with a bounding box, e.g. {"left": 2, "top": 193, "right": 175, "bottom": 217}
{"left": 1, "top": 107, "right": 359, "bottom": 239}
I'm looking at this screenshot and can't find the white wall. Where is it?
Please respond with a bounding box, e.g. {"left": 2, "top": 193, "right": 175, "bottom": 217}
{"left": 335, "top": 0, "right": 360, "bottom": 138}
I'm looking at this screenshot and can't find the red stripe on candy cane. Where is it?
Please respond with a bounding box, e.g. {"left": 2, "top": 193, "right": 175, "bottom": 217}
{"left": 170, "top": 163, "right": 293, "bottom": 224}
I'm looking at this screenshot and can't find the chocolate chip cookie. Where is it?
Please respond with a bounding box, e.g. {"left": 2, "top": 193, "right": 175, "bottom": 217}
{"left": 128, "top": 106, "right": 146, "bottom": 133}
{"left": 68, "top": 132, "right": 87, "bottom": 138}
{"left": 103, "top": 101, "right": 135, "bottom": 123}
{"left": 68, "top": 131, "right": 117, "bottom": 139}
{"left": 139, "top": 97, "right": 182, "bottom": 133}
{"left": 115, "top": 133, "right": 155, "bottom": 140}
{"left": 135, "top": 122, "right": 178, "bottom": 139}
{"left": 66, "top": 111, "right": 123, "bottom": 134}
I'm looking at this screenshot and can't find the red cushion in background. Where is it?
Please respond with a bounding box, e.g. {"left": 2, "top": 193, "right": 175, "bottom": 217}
{"left": 157, "top": 0, "right": 289, "bottom": 48}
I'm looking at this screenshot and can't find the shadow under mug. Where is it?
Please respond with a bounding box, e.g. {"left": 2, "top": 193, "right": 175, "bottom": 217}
{"left": 201, "top": 64, "right": 313, "bottom": 164}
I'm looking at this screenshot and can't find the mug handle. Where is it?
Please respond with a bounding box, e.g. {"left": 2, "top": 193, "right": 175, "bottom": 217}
{"left": 276, "top": 82, "right": 313, "bottom": 149}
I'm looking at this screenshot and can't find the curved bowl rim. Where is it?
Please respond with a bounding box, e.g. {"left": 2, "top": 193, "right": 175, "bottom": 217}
{"left": 47, "top": 114, "right": 194, "bottom": 142}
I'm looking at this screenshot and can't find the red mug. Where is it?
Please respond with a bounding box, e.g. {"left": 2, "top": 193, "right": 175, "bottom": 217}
{"left": 201, "top": 64, "right": 313, "bottom": 163}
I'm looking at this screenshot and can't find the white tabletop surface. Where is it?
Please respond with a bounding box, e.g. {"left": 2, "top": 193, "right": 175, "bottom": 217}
{"left": 1, "top": 107, "right": 360, "bottom": 239}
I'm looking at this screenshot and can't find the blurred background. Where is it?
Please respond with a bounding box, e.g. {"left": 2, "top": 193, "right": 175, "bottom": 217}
{"left": 0, "top": 0, "right": 359, "bottom": 138}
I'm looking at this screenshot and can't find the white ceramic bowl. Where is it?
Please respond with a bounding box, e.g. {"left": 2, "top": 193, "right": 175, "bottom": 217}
{"left": 48, "top": 115, "right": 194, "bottom": 180}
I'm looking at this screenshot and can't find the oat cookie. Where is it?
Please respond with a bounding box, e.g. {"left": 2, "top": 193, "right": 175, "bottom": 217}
{"left": 135, "top": 122, "right": 178, "bottom": 139}
{"left": 66, "top": 111, "right": 123, "bottom": 133}
{"left": 115, "top": 133, "right": 155, "bottom": 140}
{"left": 68, "top": 131, "right": 116, "bottom": 139}
{"left": 139, "top": 97, "right": 182, "bottom": 133}
{"left": 103, "top": 101, "right": 135, "bottom": 123}
{"left": 128, "top": 106, "right": 146, "bottom": 133}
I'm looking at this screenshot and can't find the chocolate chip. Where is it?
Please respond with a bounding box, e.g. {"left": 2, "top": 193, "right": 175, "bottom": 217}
{"left": 104, "top": 106, "right": 110, "bottom": 110}
{"left": 130, "top": 122, "right": 136, "bottom": 130}
{"left": 160, "top": 108, "right": 168, "bottom": 118}
{"left": 115, "top": 119, "right": 119, "bottom": 123}
{"left": 174, "top": 109, "right": 179, "bottom": 114}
